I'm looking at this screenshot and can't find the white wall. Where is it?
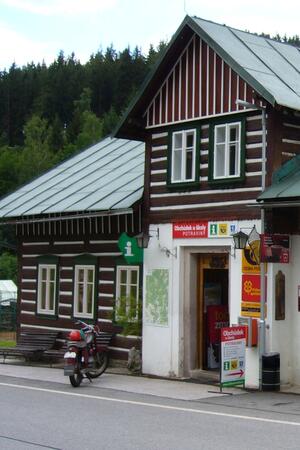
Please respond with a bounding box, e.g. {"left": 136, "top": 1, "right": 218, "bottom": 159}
{"left": 142, "top": 220, "right": 261, "bottom": 385}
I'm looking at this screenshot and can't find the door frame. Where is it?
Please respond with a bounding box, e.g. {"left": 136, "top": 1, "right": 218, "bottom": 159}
{"left": 197, "top": 254, "right": 229, "bottom": 369}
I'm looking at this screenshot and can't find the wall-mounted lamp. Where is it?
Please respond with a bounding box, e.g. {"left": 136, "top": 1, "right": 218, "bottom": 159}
{"left": 135, "top": 232, "right": 150, "bottom": 249}
{"left": 135, "top": 228, "right": 159, "bottom": 249}
{"left": 232, "top": 230, "right": 249, "bottom": 251}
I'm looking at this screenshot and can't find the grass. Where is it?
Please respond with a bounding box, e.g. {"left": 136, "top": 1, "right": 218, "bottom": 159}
{"left": 0, "top": 340, "right": 16, "bottom": 347}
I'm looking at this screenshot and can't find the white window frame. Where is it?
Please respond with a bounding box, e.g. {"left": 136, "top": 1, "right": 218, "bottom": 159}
{"left": 171, "top": 129, "right": 196, "bottom": 183}
{"left": 213, "top": 122, "right": 241, "bottom": 179}
{"left": 116, "top": 266, "right": 140, "bottom": 322}
{"left": 37, "top": 264, "right": 57, "bottom": 315}
{"left": 74, "top": 265, "right": 95, "bottom": 319}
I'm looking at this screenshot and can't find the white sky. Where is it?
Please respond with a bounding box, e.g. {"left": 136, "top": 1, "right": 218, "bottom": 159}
{"left": 1, "top": 0, "right": 300, "bottom": 70}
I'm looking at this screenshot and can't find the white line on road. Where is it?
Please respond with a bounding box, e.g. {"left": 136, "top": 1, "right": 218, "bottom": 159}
{"left": 0, "top": 381, "right": 299, "bottom": 427}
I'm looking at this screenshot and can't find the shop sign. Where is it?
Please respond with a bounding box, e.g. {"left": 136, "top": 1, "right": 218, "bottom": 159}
{"left": 173, "top": 221, "right": 208, "bottom": 238}
{"left": 241, "top": 302, "right": 260, "bottom": 318}
{"left": 241, "top": 274, "right": 261, "bottom": 302}
{"left": 172, "top": 221, "right": 237, "bottom": 239}
{"left": 260, "top": 234, "right": 289, "bottom": 263}
{"left": 242, "top": 247, "right": 260, "bottom": 274}
{"left": 220, "top": 326, "right": 246, "bottom": 388}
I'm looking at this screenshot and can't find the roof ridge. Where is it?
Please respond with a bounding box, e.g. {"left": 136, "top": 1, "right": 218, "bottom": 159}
{"left": 191, "top": 15, "right": 300, "bottom": 50}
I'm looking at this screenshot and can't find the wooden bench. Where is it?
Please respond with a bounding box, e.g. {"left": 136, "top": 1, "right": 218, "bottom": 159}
{"left": 0, "top": 329, "right": 58, "bottom": 363}
{"left": 43, "top": 331, "right": 115, "bottom": 365}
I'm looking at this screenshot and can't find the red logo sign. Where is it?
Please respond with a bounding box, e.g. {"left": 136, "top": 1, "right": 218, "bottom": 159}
{"left": 221, "top": 326, "right": 246, "bottom": 342}
{"left": 173, "top": 221, "right": 208, "bottom": 238}
{"left": 242, "top": 274, "right": 261, "bottom": 302}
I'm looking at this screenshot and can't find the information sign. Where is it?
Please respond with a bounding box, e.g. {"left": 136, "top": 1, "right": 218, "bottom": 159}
{"left": 220, "top": 326, "right": 246, "bottom": 388}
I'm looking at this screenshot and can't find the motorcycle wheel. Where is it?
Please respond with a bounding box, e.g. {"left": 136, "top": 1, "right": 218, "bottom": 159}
{"left": 87, "top": 352, "right": 109, "bottom": 378}
{"left": 69, "top": 357, "right": 83, "bottom": 387}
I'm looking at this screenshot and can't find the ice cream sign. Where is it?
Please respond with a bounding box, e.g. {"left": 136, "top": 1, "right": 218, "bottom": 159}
{"left": 173, "top": 221, "right": 238, "bottom": 239}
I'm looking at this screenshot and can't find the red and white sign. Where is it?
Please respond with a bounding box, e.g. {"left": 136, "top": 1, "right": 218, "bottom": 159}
{"left": 173, "top": 221, "right": 208, "bottom": 238}
{"left": 221, "top": 326, "right": 246, "bottom": 343}
{"left": 221, "top": 326, "right": 246, "bottom": 386}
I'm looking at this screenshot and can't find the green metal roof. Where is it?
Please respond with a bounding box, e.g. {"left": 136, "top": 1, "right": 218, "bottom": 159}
{"left": 0, "top": 137, "right": 145, "bottom": 219}
{"left": 258, "top": 155, "right": 300, "bottom": 201}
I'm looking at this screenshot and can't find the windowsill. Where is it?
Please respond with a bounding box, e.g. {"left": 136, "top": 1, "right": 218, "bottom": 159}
{"left": 36, "top": 312, "right": 57, "bottom": 319}
{"left": 208, "top": 175, "right": 245, "bottom": 186}
{"left": 167, "top": 180, "right": 200, "bottom": 190}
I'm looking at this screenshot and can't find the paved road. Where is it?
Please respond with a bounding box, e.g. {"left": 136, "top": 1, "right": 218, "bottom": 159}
{"left": 0, "top": 370, "right": 300, "bottom": 449}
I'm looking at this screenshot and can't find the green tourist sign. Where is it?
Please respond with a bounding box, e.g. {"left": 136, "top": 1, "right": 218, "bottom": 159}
{"left": 118, "top": 233, "right": 143, "bottom": 264}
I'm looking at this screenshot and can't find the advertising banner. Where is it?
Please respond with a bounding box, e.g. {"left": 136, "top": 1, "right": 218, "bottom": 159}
{"left": 207, "top": 305, "right": 229, "bottom": 344}
{"left": 220, "top": 326, "right": 246, "bottom": 388}
{"left": 261, "top": 234, "right": 289, "bottom": 263}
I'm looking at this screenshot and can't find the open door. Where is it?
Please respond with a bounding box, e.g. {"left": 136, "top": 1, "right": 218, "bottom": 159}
{"left": 198, "top": 254, "right": 229, "bottom": 370}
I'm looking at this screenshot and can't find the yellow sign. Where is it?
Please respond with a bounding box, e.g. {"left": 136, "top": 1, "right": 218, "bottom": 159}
{"left": 219, "top": 223, "right": 228, "bottom": 236}
{"left": 242, "top": 247, "right": 260, "bottom": 274}
{"left": 241, "top": 302, "right": 260, "bottom": 318}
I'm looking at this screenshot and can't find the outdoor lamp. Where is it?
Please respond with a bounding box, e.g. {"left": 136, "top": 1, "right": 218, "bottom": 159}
{"left": 135, "top": 232, "right": 150, "bottom": 249}
{"left": 232, "top": 230, "right": 249, "bottom": 250}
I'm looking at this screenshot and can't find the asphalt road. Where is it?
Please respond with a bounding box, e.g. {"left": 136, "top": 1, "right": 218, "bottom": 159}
{"left": 0, "top": 375, "right": 300, "bottom": 450}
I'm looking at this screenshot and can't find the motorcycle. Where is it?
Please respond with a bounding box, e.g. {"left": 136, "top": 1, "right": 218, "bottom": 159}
{"left": 64, "top": 320, "right": 109, "bottom": 387}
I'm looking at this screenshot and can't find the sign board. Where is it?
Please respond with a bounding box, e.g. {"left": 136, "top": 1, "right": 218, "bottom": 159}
{"left": 260, "top": 234, "right": 290, "bottom": 263}
{"left": 173, "top": 221, "right": 237, "bottom": 239}
{"left": 220, "top": 326, "right": 246, "bottom": 388}
{"left": 173, "top": 221, "right": 208, "bottom": 239}
{"left": 242, "top": 274, "right": 261, "bottom": 302}
{"left": 118, "top": 233, "right": 143, "bottom": 263}
{"left": 242, "top": 247, "right": 260, "bottom": 274}
{"left": 207, "top": 305, "right": 229, "bottom": 344}
{"left": 241, "top": 302, "right": 261, "bottom": 318}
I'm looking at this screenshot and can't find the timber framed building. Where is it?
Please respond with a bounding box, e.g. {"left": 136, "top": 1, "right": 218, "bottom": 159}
{"left": 0, "top": 137, "right": 145, "bottom": 361}
{"left": 116, "top": 15, "right": 300, "bottom": 387}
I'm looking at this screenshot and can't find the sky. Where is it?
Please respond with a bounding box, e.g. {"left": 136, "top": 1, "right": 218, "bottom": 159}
{"left": 1, "top": 0, "right": 300, "bottom": 71}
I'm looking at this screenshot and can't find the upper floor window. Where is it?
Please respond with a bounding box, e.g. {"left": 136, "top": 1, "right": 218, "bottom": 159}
{"left": 213, "top": 122, "right": 242, "bottom": 179}
{"left": 37, "top": 264, "right": 57, "bottom": 315}
{"left": 171, "top": 129, "right": 196, "bottom": 183}
{"left": 74, "top": 265, "right": 95, "bottom": 319}
{"left": 116, "top": 266, "right": 140, "bottom": 322}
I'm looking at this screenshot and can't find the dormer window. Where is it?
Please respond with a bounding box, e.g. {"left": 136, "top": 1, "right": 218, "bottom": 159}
{"left": 171, "top": 129, "right": 196, "bottom": 183}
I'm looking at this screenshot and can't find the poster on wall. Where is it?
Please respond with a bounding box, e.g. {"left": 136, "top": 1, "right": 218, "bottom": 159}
{"left": 145, "top": 269, "right": 169, "bottom": 326}
{"left": 260, "top": 234, "right": 290, "bottom": 263}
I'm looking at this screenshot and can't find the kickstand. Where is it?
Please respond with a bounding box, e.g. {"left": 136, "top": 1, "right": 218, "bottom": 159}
{"left": 85, "top": 373, "right": 92, "bottom": 383}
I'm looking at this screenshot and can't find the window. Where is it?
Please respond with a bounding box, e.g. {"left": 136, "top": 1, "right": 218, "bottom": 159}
{"left": 171, "top": 129, "right": 196, "bottom": 183}
{"left": 213, "top": 122, "right": 241, "bottom": 179}
{"left": 74, "top": 265, "right": 95, "bottom": 319}
{"left": 37, "top": 264, "right": 57, "bottom": 315}
{"left": 116, "top": 266, "right": 140, "bottom": 322}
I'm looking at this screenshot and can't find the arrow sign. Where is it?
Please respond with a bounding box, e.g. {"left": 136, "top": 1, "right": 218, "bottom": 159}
{"left": 226, "top": 369, "right": 244, "bottom": 378}
{"left": 221, "top": 326, "right": 246, "bottom": 388}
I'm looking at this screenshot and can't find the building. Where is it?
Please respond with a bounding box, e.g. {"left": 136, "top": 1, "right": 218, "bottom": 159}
{"left": 0, "top": 137, "right": 145, "bottom": 361}
{"left": 116, "top": 15, "right": 300, "bottom": 388}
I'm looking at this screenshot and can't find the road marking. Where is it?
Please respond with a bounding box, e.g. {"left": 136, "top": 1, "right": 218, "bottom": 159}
{"left": 0, "top": 381, "right": 299, "bottom": 427}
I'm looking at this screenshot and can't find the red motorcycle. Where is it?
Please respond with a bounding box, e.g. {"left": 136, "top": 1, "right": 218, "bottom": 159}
{"left": 64, "top": 320, "right": 110, "bottom": 387}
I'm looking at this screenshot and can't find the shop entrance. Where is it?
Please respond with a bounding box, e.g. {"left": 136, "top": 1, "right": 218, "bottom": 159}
{"left": 198, "top": 254, "right": 229, "bottom": 370}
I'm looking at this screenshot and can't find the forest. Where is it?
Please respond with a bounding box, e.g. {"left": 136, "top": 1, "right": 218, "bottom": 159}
{"left": 0, "top": 30, "right": 299, "bottom": 282}
{"left": 0, "top": 42, "right": 167, "bottom": 282}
